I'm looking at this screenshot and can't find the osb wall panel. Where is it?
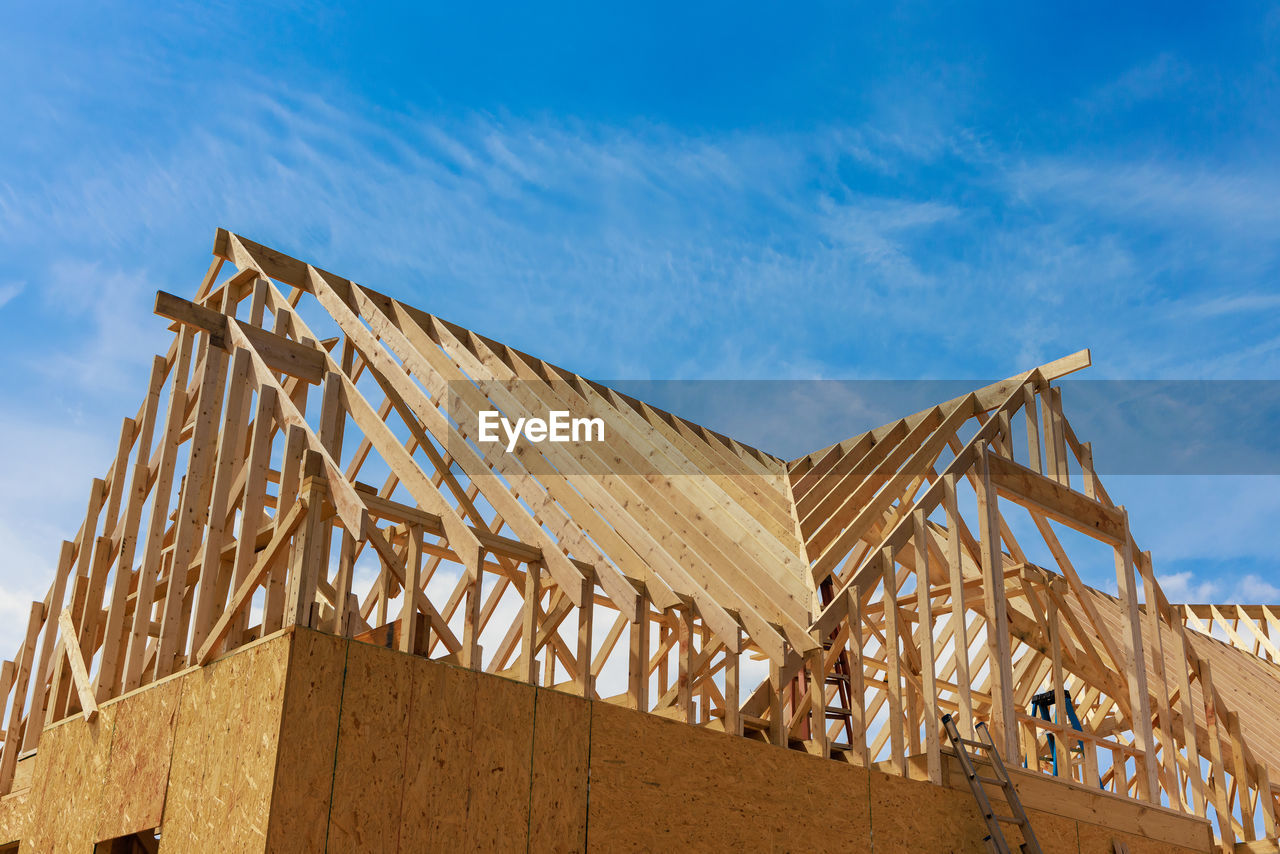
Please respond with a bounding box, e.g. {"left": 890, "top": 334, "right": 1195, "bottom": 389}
{"left": 528, "top": 688, "right": 589, "bottom": 854}
{"left": 264, "top": 630, "right": 348, "bottom": 853}
{"left": 325, "top": 639, "right": 413, "bottom": 851}
{"left": 20, "top": 706, "right": 116, "bottom": 853}
{"left": 96, "top": 677, "right": 183, "bottom": 841}
{"left": 1076, "top": 820, "right": 1207, "bottom": 854}
{"left": 395, "top": 652, "right": 536, "bottom": 851}
{"left": 160, "top": 634, "right": 292, "bottom": 853}
{"left": 587, "top": 700, "right": 873, "bottom": 852}
{"left": 0, "top": 790, "right": 28, "bottom": 846}
{"left": 933, "top": 750, "right": 1212, "bottom": 852}
{"left": 870, "top": 770, "right": 1079, "bottom": 854}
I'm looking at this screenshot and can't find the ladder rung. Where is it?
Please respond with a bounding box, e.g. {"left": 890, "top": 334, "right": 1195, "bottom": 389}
{"left": 957, "top": 737, "right": 990, "bottom": 749}
{"left": 992, "top": 813, "right": 1024, "bottom": 825}
{"left": 974, "top": 775, "right": 1006, "bottom": 787}
{"left": 825, "top": 705, "right": 852, "bottom": 716}
{"left": 827, "top": 672, "right": 850, "bottom": 683}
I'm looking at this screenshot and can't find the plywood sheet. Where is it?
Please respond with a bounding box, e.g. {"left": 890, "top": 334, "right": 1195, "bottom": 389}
{"left": 325, "top": 639, "right": 412, "bottom": 851}
{"left": 587, "top": 701, "right": 872, "bottom": 852}
{"left": 528, "top": 688, "right": 589, "bottom": 854}
{"left": 21, "top": 707, "right": 115, "bottom": 853}
{"left": 160, "top": 633, "right": 291, "bottom": 853}
{"left": 97, "top": 677, "right": 182, "bottom": 841}
{"left": 1077, "top": 819, "right": 1209, "bottom": 854}
{"left": 396, "top": 658, "right": 536, "bottom": 851}
{"left": 0, "top": 790, "right": 28, "bottom": 846}
{"left": 264, "top": 630, "right": 348, "bottom": 853}
{"left": 870, "top": 767, "right": 992, "bottom": 854}
{"left": 458, "top": 669, "right": 535, "bottom": 850}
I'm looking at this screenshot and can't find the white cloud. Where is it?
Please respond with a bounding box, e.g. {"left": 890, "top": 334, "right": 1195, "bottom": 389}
{"left": 1159, "top": 570, "right": 1220, "bottom": 603}
{"left": 1237, "top": 573, "right": 1280, "bottom": 602}
{"left": 0, "top": 280, "right": 23, "bottom": 309}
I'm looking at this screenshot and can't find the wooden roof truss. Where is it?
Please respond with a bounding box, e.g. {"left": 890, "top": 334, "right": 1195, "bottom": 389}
{"left": 0, "top": 230, "right": 1275, "bottom": 850}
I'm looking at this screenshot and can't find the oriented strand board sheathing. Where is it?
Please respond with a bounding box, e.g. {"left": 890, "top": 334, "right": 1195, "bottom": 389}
{"left": 395, "top": 656, "right": 536, "bottom": 851}
{"left": 0, "top": 790, "right": 28, "bottom": 846}
{"left": 928, "top": 751, "right": 1211, "bottom": 852}
{"left": 21, "top": 707, "right": 116, "bottom": 853}
{"left": 528, "top": 688, "right": 589, "bottom": 854}
{"left": 325, "top": 639, "right": 413, "bottom": 851}
{"left": 1076, "top": 820, "right": 1207, "bottom": 854}
{"left": 264, "top": 630, "right": 348, "bottom": 853}
{"left": 587, "top": 700, "right": 873, "bottom": 852}
{"left": 870, "top": 768, "right": 991, "bottom": 854}
{"left": 457, "top": 669, "right": 536, "bottom": 849}
{"left": 160, "top": 634, "right": 292, "bottom": 853}
{"left": 96, "top": 677, "right": 182, "bottom": 842}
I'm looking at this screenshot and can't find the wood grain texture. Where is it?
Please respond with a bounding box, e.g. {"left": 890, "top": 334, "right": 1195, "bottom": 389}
{"left": 396, "top": 657, "right": 536, "bottom": 851}
{"left": 528, "top": 688, "right": 589, "bottom": 854}
{"left": 96, "top": 677, "right": 182, "bottom": 842}
{"left": 160, "top": 634, "right": 291, "bottom": 853}
{"left": 0, "top": 789, "right": 29, "bottom": 846}
{"left": 21, "top": 707, "right": 115, "bottom": 853}
{"left": 325, "top": 638, "right": 412, "bottom": 852}
{"left": 265, "top": 629, "right": 348, "bottom": 853}
{"left": 1076, "top": 820, "right": 1208, "bottom": 854}
{"left": 587, "top": 700, "right": 872, "bottom": 852}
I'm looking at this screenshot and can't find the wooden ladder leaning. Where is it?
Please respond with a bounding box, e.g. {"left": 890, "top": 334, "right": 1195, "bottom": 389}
{"left": 941, "top": 713, "right": 1043, "bottom": 854}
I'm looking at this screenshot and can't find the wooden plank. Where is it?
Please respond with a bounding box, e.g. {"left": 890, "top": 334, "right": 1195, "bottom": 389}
{"left": 913, "top": 509, "right": 941, "bottom": 784}
{"left": 195, "top": 499, "right": 309, "bottom": 665}
{"left": 976, "top": 446, "right": 1017, "bottom": 759}
{"left": 793, "top": 350, "right": 1091, "bottom": 467}
{"left": 154, "top": 290, "right": 325, "bottom": 383}
{"left": 1113, "top": 510, "right": 1160, "bottom": 803}
{"left": 986, "top": 453, "right": 1125, "bottom": 543}
{"left": 57, "top": 610, "right": 98, "bottom": 722}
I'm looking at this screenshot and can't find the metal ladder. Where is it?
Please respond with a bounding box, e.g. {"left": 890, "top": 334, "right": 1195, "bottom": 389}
{"left": 941, "top": 714, "right": 1043, "bottom": 854}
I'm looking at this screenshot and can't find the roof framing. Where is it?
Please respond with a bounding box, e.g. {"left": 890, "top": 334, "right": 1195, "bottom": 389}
{"left": 0, "top": 229, "right": 1275, "bottom": 850}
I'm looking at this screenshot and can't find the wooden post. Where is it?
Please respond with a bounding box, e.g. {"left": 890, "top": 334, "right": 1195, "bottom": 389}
{"left": 1199, "top": 661, "right": 1236, "bottom": 852}
{"left": 1047, "top": 580, "right": 1072, "bottom": 782}
{"left": 1137, "top": 551, "right": 1180, "bottom": 809}
{"left": 725, "top": 625, "right": 741, "bottom": 736}
{"left": 332, "top": 529, "right": 357, "bottom": 636}
{"left": 462, "top": 549, "right": 485, "bottom": 670}
{"left": 1024, "top": 384, "right": 1043, "bottom": 474}
{"left": 519, "top": 562, "right": 541, "bottom": 684}
{"left": 678, "top": 605, "right": 694, "bottom": 723}
{"left": 399, "top": 525, "right": 423, "bottom": 654}
{"left": 284, "top": 452, "right": 327, "bottom": 629}
{"left": 942, "top": 473, "right": 974, "bottom": 738}
{"left": 914, "top": 509, "right": 941, "bottom": 784}
{"left": 0, "top": 603, "right": 44, "bottom": 793}
{"left": 846, "top": 588, "right": 869, "bottom": 767}
{"left": 628, "top": 590, "right": 649, "bottom": 712}
{"left": 576, "top": 571, "right": 595, "bottom": 698}
{"left": 882, "top": 546, "right": 906, "bottom": 776}
{"left": 975, "top": 446, "right": 1017, "bottom": 759}
{"left": 768, "top": 657, "right": 785, "bottom": 747}
{"left": 1113, "top": 512, "right": 1159, "bottom": 804}
{"left": 807, "top": 646, "right": 827, "bottom": 758}
{"left": 27, "top": 541, "right": 75, "bottom": 748}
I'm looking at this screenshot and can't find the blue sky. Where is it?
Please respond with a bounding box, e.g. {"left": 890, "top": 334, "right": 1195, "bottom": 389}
{"left": 2, "top": 2, "right": 1279, "bottom": 644}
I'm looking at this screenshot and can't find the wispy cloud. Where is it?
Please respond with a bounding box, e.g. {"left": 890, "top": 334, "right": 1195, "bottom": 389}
{"left": 0, "top": 281, "right": 23, "bottom": 309}
{"left": 3, "top": 62, "right": 1280, "bottom": 624}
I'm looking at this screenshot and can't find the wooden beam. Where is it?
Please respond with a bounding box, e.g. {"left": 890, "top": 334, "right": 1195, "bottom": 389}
{"left": 154, "top": 291, "right": 325, "bottom": 383}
